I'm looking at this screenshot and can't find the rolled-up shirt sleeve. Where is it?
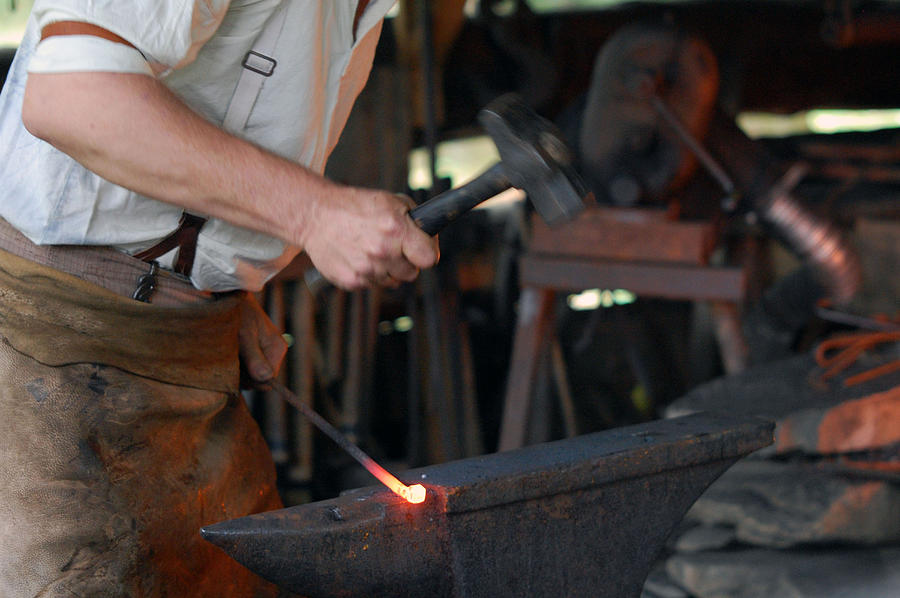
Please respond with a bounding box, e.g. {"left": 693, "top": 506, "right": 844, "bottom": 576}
{"left": 29, "top": 35, "right": 154, "bottom": 75}
{"left": 27, "top": 0, "right": 230, "bottom": 76}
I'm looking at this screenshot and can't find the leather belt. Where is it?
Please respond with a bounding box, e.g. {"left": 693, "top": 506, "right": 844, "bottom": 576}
{"left": 0, "top": 218, "right": 213, "bottom": 307}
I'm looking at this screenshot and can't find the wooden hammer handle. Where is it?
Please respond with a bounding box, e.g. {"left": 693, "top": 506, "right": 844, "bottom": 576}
{"left": 408, "top": 162, "right": 510, "bottom": 236}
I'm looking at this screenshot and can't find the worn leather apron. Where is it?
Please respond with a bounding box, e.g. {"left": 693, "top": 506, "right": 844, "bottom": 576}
{"left": 0, "top": 248, "right": 283, "bottom": 597}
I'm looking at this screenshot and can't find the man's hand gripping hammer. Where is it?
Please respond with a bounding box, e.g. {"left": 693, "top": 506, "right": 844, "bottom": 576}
{"left": 306, "top": 93, "right": 591, "bottom": 292}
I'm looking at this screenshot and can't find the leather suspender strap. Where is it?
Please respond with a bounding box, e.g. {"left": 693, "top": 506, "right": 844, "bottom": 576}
{"left": 222, "top": 1, "right": 289, "bottom": 134}
{"left": 133, "top": 212, "right": 208, "bottom": 277}
{"left": 133, "top": 3, "right": 290, "bottom": 282}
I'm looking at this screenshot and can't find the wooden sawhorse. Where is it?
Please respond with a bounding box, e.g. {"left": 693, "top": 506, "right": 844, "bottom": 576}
{"left": 498, "top": 207, "right": 747, "bottom": 451}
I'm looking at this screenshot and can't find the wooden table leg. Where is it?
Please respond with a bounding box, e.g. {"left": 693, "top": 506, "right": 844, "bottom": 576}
{"left": 498, "top": 286, "right": 557, "bottom": 452}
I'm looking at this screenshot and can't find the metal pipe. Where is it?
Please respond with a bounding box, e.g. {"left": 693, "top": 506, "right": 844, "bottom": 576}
{"left": 758, "top": 164, "right": 862, "bottom": 304}
{"left": 706, "top": 114, "right": 862, "bottom": 305}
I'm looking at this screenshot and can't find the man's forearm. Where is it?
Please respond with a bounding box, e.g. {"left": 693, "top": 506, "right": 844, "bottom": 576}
{"left": 22, "top": 70, "right": 439, "bottom": 289}
{"left": 22, "top": 71, "right": 331, "bottom": 247}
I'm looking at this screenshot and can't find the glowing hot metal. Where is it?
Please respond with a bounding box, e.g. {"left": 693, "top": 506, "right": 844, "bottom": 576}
{"left": 268, "top": 379, "right": 426, "bottom": 504}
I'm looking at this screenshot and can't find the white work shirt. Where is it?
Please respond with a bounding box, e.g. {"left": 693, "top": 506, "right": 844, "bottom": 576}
{"left": 0, "top": 0, "right": 394, "bottom": 291}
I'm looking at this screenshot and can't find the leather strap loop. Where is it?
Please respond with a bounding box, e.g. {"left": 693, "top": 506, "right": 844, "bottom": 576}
{"left": 133, "top": 212, "right": 208, "bottom": 277}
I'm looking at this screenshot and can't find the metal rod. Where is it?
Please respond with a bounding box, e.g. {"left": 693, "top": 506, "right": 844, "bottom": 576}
{"left": 263, "top": 286, "right": 289, "bottom": 464}
{"left": 419, "top": 0, "right": 438, "bottom": 192}
{"left": 268, "top": 379, "right": 425, "bottom": 503}
{"left": 815, "top": 305, "right": 900, "bottom": 332}
{"left": 404, "top": 287, "right": 423, "bottom": 466}
{"left": 650, "top": 95, "right": 736, "bottom": 198}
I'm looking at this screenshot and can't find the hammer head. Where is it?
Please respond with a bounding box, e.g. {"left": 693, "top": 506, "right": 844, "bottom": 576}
{"left": 478, "top": 94, "right": 590, "bottom": 225}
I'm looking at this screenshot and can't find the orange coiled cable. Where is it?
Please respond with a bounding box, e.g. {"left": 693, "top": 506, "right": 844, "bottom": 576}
{"left": 815, "top": 330, "right": 900, "bottom": 387}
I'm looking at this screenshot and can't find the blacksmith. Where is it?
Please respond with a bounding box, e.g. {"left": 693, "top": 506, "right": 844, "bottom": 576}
{"left": 0, "top": 1, "right": 437, "bottom": 595}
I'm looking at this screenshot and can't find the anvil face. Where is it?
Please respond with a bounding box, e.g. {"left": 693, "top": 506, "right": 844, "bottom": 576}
{"left": 202, "top": 413, "right": 772, "bottom": 597}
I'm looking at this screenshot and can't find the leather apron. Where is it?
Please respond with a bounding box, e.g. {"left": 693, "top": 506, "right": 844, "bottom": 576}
{"left": 0, "top": 248, "right": 284, "bottom": 597}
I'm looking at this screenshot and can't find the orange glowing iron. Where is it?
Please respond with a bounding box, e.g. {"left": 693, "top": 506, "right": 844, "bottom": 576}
{"left": 268, "top": 379, "right": 425, "bottom": 504}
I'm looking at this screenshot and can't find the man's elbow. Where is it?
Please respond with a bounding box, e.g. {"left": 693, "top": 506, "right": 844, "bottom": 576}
{"left": 21, "top": 77, "right": 57, "bottom": 142}
{"left": 21, "top": 73, "right": 85, "bottom": 149}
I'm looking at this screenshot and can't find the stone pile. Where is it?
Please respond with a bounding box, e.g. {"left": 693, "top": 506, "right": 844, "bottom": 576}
{"left": 643, "top": 339, "right": 900, "bottom": 598}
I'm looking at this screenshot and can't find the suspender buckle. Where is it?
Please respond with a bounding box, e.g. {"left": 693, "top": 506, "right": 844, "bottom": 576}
{"left": 242, "top": 51, "right": 277, "bottom": 77}
{"left": 133, "top": 261, "right": 160, "bottom": 303}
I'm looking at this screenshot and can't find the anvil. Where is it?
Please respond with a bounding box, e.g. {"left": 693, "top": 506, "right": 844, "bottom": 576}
{"left": 202, "top": 413, "right": 772, "bottom": 597}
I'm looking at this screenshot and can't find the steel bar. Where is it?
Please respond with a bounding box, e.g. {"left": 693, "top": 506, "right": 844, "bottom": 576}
{"left": 802, "top": 162, "right": 900, "bottom": 184}
{"left": 341, "top": 291, "right": 365, "bottom": 442}
{"left": 262, "top": 284, "right": 289, "bottom": 464}
{"left": 287, "top": 281, "right": 315, "bottom": 486}
{"left": 797, "top": 141, "right": 900, "bottom": 163}
{"left": 404, "top": 286, "right": 424, "bottom": 466}
{"left": 269, "top": 379, "right": 423, "bottom": 503}
{"left": 815, "top": 305, "right": 900, "bottom": 332}
{"left": 422, "top": 269, "right": 462, "bottom": 461}
{"left": 203, "top": 413, "right": 773, "bottom": 598}
{"left": 651, "top": 95, "right": 736, "bottom": 201}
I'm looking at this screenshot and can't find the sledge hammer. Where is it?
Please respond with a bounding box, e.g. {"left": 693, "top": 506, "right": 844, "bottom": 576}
{"left": 409, "top": 93, "right": 589, "bottom": 234}
{"left": 306, "top": 94, "right": 589, "bottom": 290}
